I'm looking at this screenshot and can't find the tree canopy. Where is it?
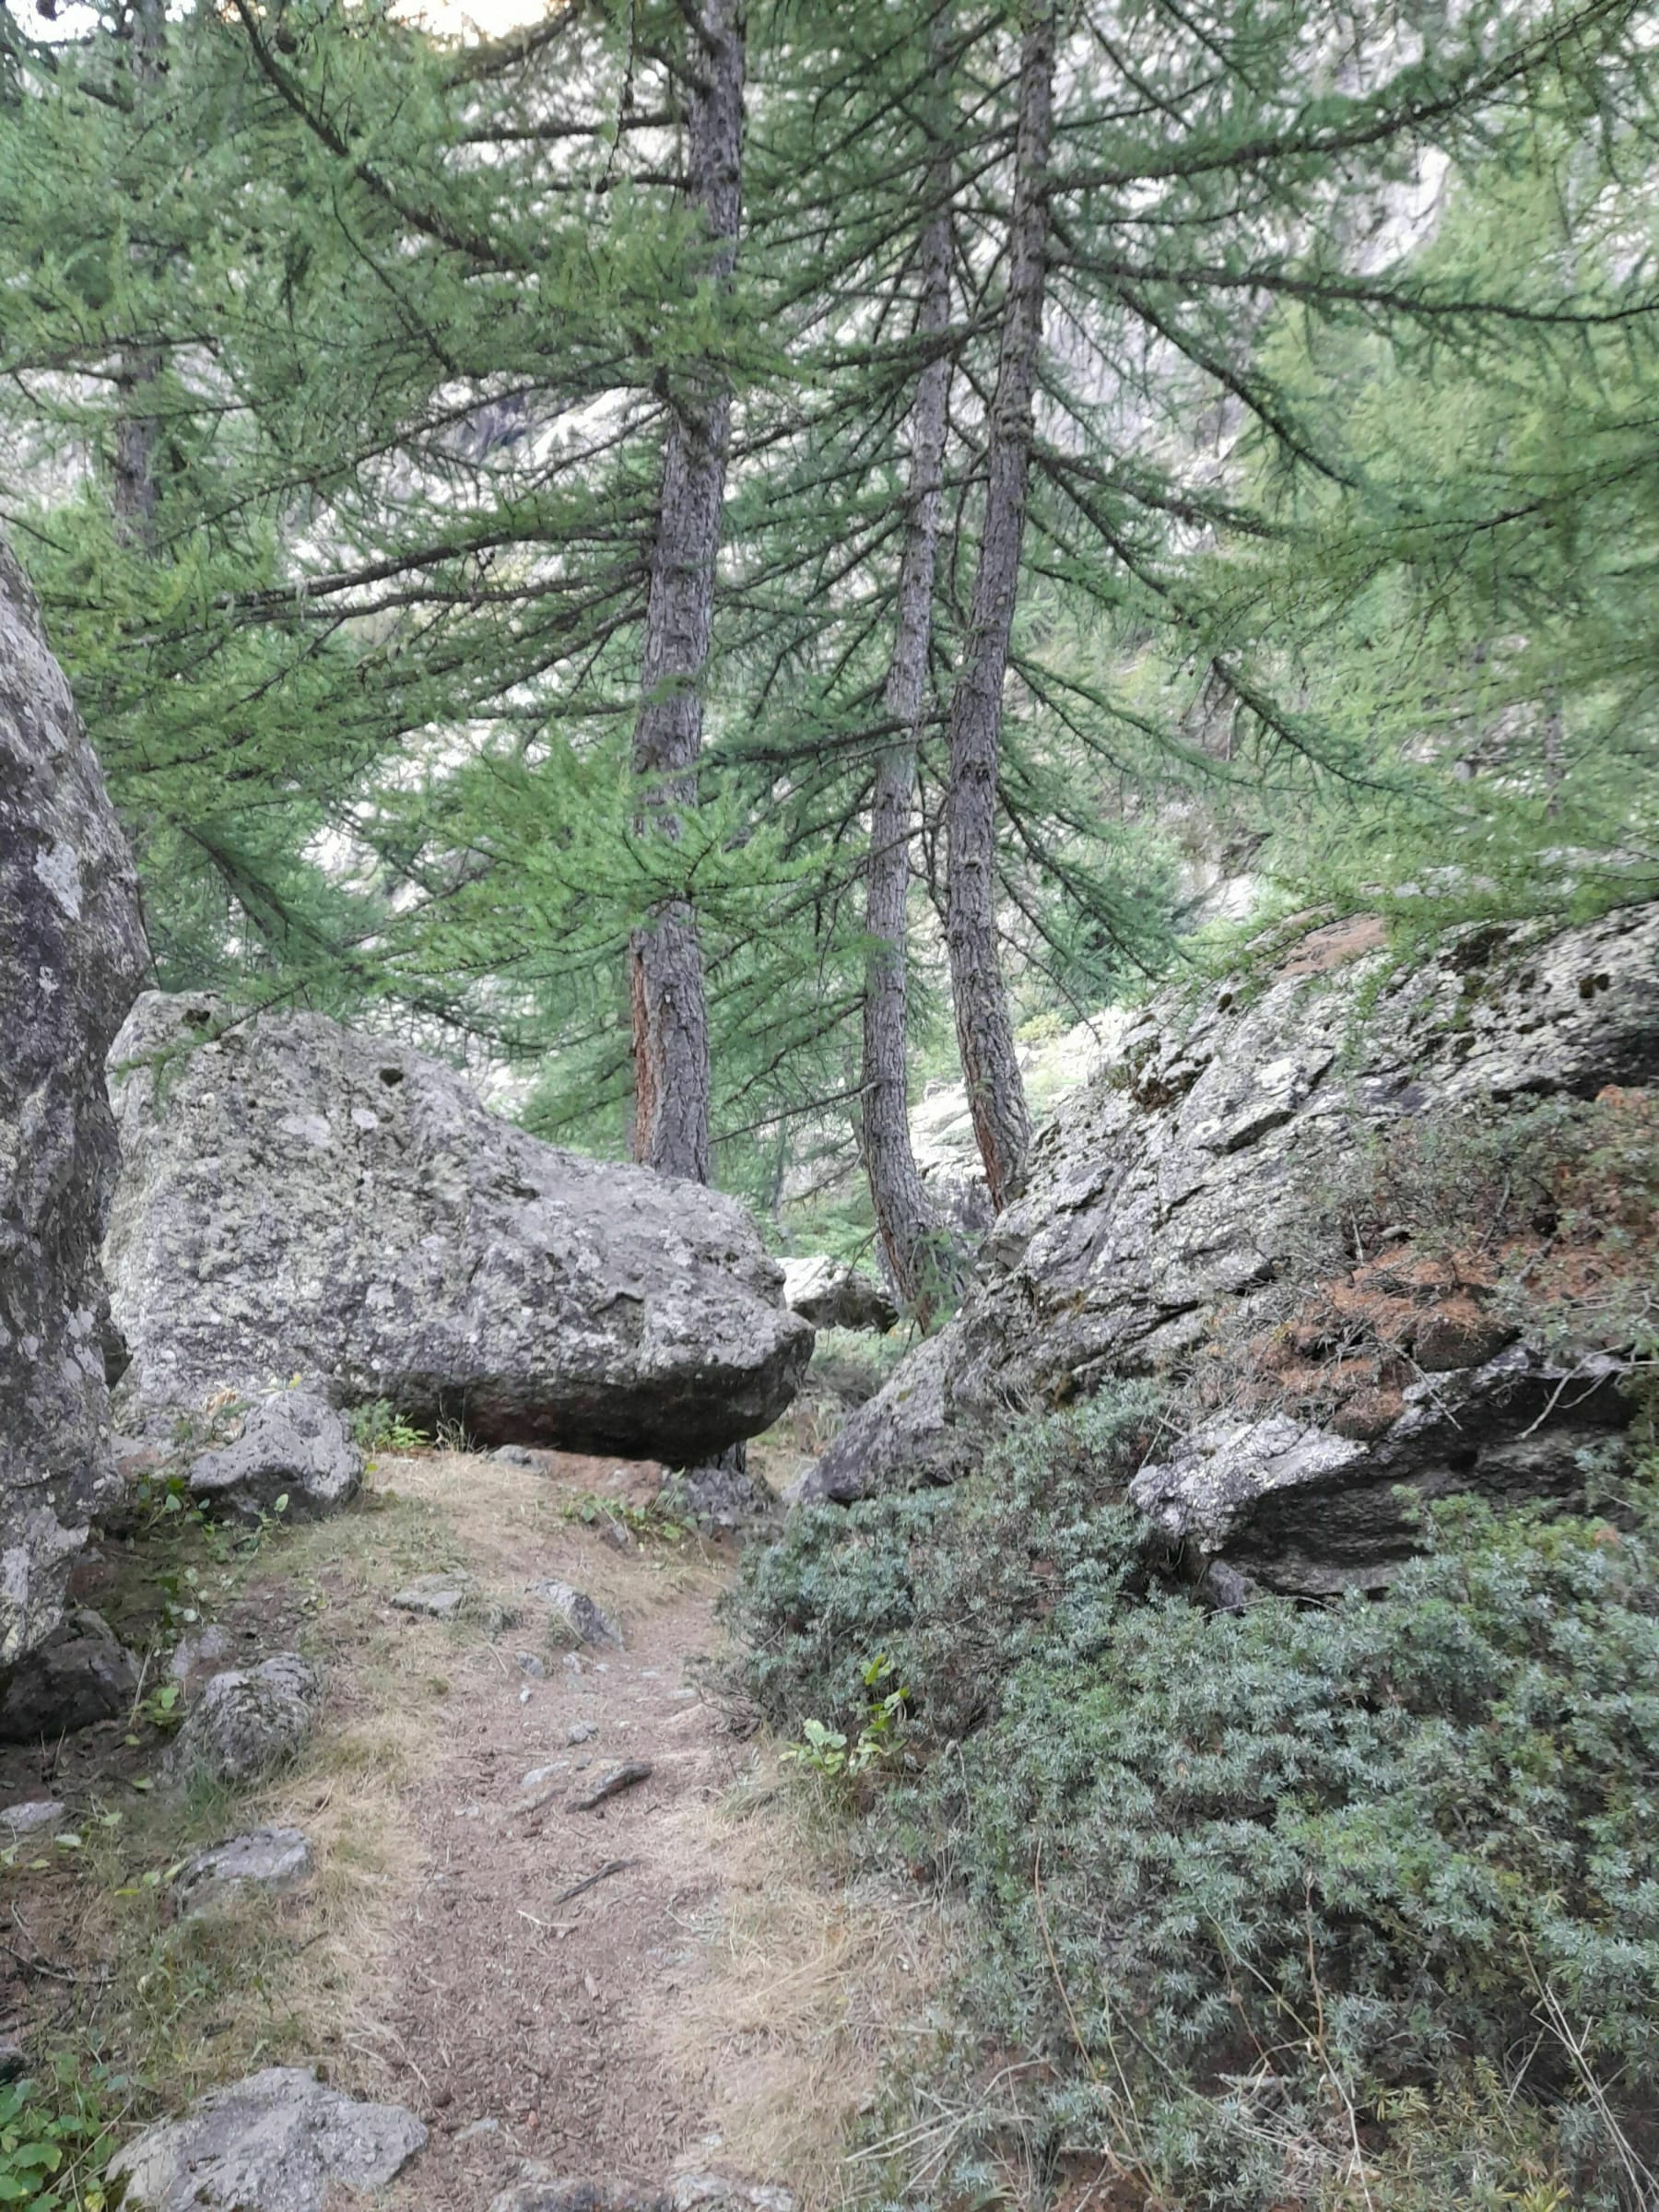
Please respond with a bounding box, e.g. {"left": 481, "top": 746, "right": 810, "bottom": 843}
{"left": 1, "top": 0, "right": 1654, "bottom": 1239}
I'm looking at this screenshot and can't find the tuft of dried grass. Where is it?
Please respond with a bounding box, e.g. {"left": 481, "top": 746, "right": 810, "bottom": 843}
{"left": 660, "top": 1757, "right": 962, "bottom": 2210}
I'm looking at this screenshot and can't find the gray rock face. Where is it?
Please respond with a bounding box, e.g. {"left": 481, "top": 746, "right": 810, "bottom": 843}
{"left": 104, "top": 994, "right": 813, "bottom": 1460}
{"left": 108, "top": 2066, "right": 425, "bottom": 2212}
{"left": 787, "top": 1324, "right": 975, "bottom": 1504}
{"left": 0, "top": 542, "right": 147, "bottom": 1669}
{"left": 800, "top": 905, "right": 1659, "bottom": 1585}
{"left": 1131, "top": 1346, "right": 1630, "bottom": 1595}
{"left": 173, "top": 1654, "right": 321, "bottom": 1784}
{"left": 0, "top": 1607, "right": 139, "bottom": 1742}
{"left": 174, "top": 1827, "right": 313, "bottom": 1916}
{"left": 526, "top": 1581, "right": 622, "bottom": 1648}
{"left": 781, "top": 1255, "right": 898, "bottom": 1334}
{"left": 187, "top": 1393, "right": 362, "bottom": 1524}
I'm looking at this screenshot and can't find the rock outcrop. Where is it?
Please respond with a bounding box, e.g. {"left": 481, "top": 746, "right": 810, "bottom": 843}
{"left": 109, "top": 2068, "right": 425, "bottom": 2212}
{"left": 781, "top": 1255, "right": 898, "bottom": 1334}
{"left": 186, "top": 1391, "right": 362, "bottom": 1524}
{"left": 0, "top": 542, "right": 147, "bottom": 1670}
{"left": 801, "top": 904, "right": 1659, "bottom": 1588}
{"left": 1131, "top": 1345, "right": 1630, "bottom": 1596}
{"left": 104, "top": 994, "right": 814, "bottom": 1459}
{"left": 788, "top": 1324, "right": 974, "bottom": 1504}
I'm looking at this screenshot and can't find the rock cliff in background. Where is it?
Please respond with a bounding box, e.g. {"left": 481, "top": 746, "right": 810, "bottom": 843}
{"left": 781, "top": 1254, "right": 898, "bottom": 1334}
{"left": 801, "top": 903, "right": 1659, "bottom": 1589}
{"left": 105, "top": 994, "right": 814, "bottom": 1460}
{"left": 0, "top": 542, "right": 146, "bottom": 1668}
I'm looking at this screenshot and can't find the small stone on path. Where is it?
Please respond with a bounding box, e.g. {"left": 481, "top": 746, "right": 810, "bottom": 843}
{"left": 565, "top": 1719, "right": 598, "bottom": 1745}
{"left": 567, "top": 1760, "right": 651, "bottom": 1812}
{"left": 392, "top": 1572, "right": 472, "bottom": 1620}
{"left": 173, "top": 1828, "right": 312, "bottom": 1916}
{"left": 186, "top": 1392, "right": 361, "bottom": 1524}
{"left": 525, "top": 1581, "right": 622, "bottom": 1649}
{"left": 172, "top": 1655, "right": 320, "bottom": 1785}
{"left": 1, "top": 1799, "right": 65, "bottom": 1835}
{"left": 107, "top": 2066, "right": 425, "bottom": 2212}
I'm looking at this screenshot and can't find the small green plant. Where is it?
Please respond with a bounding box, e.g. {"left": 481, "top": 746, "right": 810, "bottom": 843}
{"left": 347, "top": 1400, "right": 429, "bottom": 1454}
{"left": 135, "top": 1680, "right": 183, "bottom": 1735}
{"left": 0, "top": 2057, "right": 128, "bottom": 2212}
{"left": 781, "top": 1653, "right": 909, "bottom": 1784}
{"left": 563, "top": 1492, "right": 688, "bottom": 1545}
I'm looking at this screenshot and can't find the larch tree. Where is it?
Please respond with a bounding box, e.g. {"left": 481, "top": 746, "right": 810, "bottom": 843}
{"left": 629, "top": 0, "right": 747, "bottom": 1183}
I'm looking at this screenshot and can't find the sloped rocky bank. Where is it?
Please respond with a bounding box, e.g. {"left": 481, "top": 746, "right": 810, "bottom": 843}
{"left": 795, "top": 901, "right": 1659, "bottom": 1592}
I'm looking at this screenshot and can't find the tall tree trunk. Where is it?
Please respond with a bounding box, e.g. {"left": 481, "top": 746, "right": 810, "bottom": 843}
{"left": 629, "top": 0, "right": 746, "bottom": 1182}
{"left": 943, "top": 0, "right": 1054, "bottom": 1211}
{"left": 863, "top": 196, "right": 954, "bottom": 1320}
{"left": 112, "top": 0, "right": 166, "bottom": 552}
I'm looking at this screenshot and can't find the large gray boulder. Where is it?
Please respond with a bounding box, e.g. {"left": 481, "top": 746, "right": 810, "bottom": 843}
{"left": 801, "top": 904, "right": 1659, "bottom": 1587}
{"left": 0, "top": 543, "right": 147, "bottom": 1670}
{"left": 104, "top": 994, "right": 814, "bottom": 1459}
{"left": 108, "top": 2067, "right": 425, "bottom": 2212}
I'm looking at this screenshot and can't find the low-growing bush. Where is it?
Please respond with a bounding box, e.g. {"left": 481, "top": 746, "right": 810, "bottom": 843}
{"left": 727, "top": 1404, "right": 1659, "bottom": 2209}
{"left": 923, "top": 1492, "right": 1659, "bottom": 2206}
{"left": 724, "top": 1384, "right": 1165, "bottom": 1741}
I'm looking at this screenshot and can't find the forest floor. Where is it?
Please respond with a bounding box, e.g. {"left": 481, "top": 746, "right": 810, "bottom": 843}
{"left": 0, "top": 1450, "right": 953, "bottom": 2210}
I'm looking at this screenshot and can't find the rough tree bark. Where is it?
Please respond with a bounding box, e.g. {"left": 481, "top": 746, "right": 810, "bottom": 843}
{"left": 862, "top": 197, "right": 955, "bottom": 1319}
{"left": 942, "top": 0, "right": 1054, "bottom": 1211}
{"left": 629, "top": 0, "right": 746, "bottom": 1183}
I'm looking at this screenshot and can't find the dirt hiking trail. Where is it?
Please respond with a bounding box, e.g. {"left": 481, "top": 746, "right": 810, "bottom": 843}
{"left": 0, "top": 1448, "right": 944, "bottom": 2212}
{"left": 371, "top": 1454, "right": 754, "bottom": 2206}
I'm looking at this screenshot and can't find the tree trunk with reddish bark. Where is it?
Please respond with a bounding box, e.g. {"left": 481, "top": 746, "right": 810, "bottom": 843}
{"left": 629, "top": 0, "right": 746, "bottom": 1182}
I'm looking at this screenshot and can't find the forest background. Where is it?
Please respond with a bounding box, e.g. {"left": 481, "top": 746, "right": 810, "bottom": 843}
{"left": 1, "top": 0, "right": 1655, "bottom": 1310}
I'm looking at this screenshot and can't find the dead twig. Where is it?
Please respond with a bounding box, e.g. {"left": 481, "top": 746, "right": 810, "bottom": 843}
{"left": 547, "top": 1857, "right": 641, "bottom": 1911}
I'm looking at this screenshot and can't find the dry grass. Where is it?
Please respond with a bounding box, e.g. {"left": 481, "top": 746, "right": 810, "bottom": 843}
{"left": 660, "top": 1756, "right": 962, "bottom": 2210}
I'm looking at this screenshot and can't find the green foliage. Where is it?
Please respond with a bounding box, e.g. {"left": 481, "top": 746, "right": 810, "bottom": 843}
{"left": 347, "top": 1401, "right": 429, "bottom": 1456}
{"left": 779, "top": 1654, "right": 910, "bottom": 1788}
{"left": 730, "top": 1400, "right": 1659, "bottom": 2206}
{"left": 562, "top": 1493, "right": 689, "bottom": 1547}
{"left": 724, "top": 1385, "right": 1165, "bottom": 1741}
{"left": 0, "top": 2060, "right": 127, "bottom": 2212}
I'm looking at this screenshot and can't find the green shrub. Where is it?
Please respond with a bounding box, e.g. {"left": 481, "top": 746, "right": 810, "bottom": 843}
{"left": 724, "top": 1384, "right": 1165, "bottom": 1741}
{"left": 346, "top": 1399, "right": 428, "bottom": 1454}
{"left": 721, "top": 1488, "right": 947, "bottom": 1736}
{"left": 729, "top": 1397, "right": 1659, "bottom": 2207}
{"left": 0, "top": 2059, "right": 128, "bottom": 2212}
{"left": 911, "top": 1491, "right": 1659, "bottom": 2207}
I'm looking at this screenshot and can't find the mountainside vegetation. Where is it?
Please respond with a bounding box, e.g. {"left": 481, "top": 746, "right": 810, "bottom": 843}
{"left": 2, "top": 0, "right": 1654, "bottom": 1233}
{"left": 3, "top": 0, "right": 1659, "bottom": 2205}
